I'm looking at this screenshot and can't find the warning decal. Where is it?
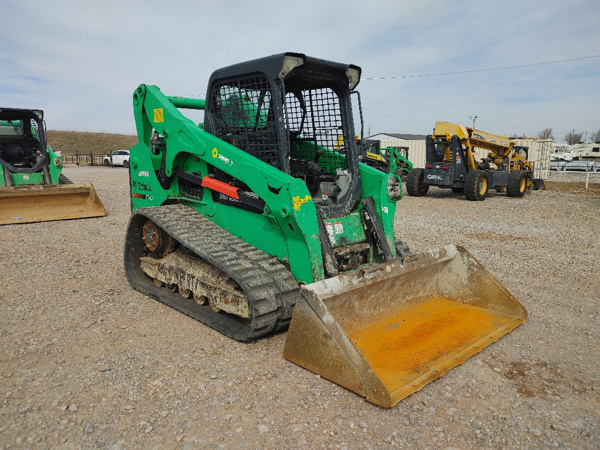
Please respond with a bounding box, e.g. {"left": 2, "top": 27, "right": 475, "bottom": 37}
{"left": 153, "top": 108, "right": 164, "bottom": 123}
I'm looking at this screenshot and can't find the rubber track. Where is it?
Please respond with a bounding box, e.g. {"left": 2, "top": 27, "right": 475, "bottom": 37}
{"left": 59, "top": 174, "right": 73, "bottom": 184}
{"left": 124, "top": 204, "right": 301, "bottom": 342}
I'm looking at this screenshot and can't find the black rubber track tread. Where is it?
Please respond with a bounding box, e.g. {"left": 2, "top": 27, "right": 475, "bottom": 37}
{"left": 58, "top": 174, "right": 73, "bottom": 184}
{"left": 124, "top": 204, "right": 301, "bottom": 342}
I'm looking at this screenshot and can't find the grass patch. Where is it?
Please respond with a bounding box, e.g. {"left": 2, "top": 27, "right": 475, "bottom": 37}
{"left": 47, "top": 130, "right": 138, "bottom": 156}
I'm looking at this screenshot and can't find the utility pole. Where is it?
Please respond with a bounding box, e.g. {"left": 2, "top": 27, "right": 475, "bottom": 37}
{"left": 469, "top": 115, "right": 478, "bottom": 129}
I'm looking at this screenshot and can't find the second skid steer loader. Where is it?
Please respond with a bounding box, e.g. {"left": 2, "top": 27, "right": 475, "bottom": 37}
{"left": 0, "top": 107, "right": 105, "bottom": 224}
{"left": 124, "top": 53, "right": 527, "bottom": 407}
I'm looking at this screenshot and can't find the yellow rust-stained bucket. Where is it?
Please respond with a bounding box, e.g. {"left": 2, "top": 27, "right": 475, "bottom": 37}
{"left": 0, "top": 184, "right": 106, "bottom": 225}
{"left": 283, "top": 244, "right": 527, "bottom": 408}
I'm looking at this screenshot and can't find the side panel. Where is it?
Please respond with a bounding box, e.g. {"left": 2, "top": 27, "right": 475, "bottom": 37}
{"left": 358, "top": 163, "right": 397, "bottom": 259}
{"left": 8, "top": 173, "right": 44, "bottom": 186}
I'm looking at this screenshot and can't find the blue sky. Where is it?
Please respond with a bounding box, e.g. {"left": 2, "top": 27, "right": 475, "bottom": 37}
{"left": 2, "top": 0, "right": 599, "bottom": 143}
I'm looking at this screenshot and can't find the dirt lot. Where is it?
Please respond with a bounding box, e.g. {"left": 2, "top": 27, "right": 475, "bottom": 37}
{"left": 1, "top": 167, "right": 599, "bottom": 449}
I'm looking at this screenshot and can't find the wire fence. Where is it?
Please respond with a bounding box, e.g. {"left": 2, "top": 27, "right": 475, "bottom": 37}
{"left": 62, "top": 153, "right": 106, "bottom": 166}
{"left": 548, "top": 169, "right": 600, "bottom": 189}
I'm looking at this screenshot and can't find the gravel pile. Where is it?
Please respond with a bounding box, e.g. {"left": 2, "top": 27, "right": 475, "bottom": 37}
{"left": 1, "top": 166, "right": 598, "bottom": 448}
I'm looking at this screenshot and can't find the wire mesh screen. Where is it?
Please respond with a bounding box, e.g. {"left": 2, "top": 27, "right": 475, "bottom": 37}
{"left": 285, "top": 87, "right": 349, "bottom": 174}
{"left": 178, "top": 175, "right": 204, "bottom": 201}
{"left": 210, "top": 76, "right": 280, "bottom": 168}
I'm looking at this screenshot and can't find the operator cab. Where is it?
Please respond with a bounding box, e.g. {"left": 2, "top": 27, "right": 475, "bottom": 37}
{"left": 0, "top": 108, "right": 48, "bottom": 172}
{"left": 204, "top": 53, "right": 363, "bottom": 218}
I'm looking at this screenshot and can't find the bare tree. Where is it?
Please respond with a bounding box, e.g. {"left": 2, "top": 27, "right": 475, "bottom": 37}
{"left": 565, "top": 131, "right": 583, "bottom": 145}
{"left": 590, "top": 129, "right": 600, "bottom": 143}
{"left": 537, "top": 128, "right": 554, "bottom": 140}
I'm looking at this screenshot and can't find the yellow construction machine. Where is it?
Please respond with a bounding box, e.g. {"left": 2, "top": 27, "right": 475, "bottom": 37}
{"left": 407, "top": 121, "right": 543, "bottom": 200}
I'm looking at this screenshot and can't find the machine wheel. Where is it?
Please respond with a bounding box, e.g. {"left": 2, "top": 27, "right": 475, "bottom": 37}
{"left": 451, "top": 187, "right": 464, "bottom": 193}
{"left": 142, "top": 220, "right": 177, "bottom": 257}
{"left": 464, "top": 170, "right": 489, "bottom": 201}
{"left": 406, "top": 168, "right": 429, "bottom": 196}
{"left": 507, "top": 170, "right": 527, "bottom": 197}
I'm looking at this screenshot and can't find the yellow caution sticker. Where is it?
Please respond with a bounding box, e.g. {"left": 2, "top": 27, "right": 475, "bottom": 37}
{"left": 293, "top": 195, "right": 312, "bottom": 211}
{"left": 153, "top": 108, "right": 164, "bottom": 123}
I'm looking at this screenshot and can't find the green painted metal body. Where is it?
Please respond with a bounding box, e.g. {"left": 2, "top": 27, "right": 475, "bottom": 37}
{"left": 0, "top": 115, "right": 63, "bottom": 187}
{"left": 386, "top": 147, "right": 413, "bottom": 176}
{"left": 129, "top": 55, "right": 402, "bottom": 285}
{"left": 2, "top": 152, "right": 62, "bottom": 186}
{"left": 361, "top": 140, "right": 413, "bottom": 176}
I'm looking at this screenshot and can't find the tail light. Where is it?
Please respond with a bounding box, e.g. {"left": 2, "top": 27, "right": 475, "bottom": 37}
{"left": 443, "top": 165, "right": 450, "bottom": 170}
{"left": 426, "top": 163, "right": 432, "bottom": 169}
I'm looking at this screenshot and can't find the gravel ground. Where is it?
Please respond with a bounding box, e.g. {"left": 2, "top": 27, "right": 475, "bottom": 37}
{"left": 1, "top": 166, "right": 599, "bottom": 449}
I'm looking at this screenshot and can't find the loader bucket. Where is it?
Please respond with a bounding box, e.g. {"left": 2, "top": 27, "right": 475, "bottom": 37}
{"left": 283, "top": 244, "right": 527, "bottom": 408}
{"left": 0, "top": 184, "right": 106, "bottom": 225}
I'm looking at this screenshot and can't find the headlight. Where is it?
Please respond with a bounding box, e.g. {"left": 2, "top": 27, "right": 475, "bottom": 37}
{"left": 346, "top": 67, "right": 361, "bottom": 90}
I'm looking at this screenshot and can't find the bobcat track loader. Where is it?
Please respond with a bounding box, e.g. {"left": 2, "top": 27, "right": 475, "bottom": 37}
{"left": 124, "top": 53, "right": 526, "bottom": 407}
{"left": 0, "top": 108, "right": 105, "bottom": 224}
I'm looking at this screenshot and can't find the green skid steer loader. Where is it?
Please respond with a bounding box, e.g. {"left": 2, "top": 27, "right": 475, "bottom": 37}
{"left": 124, "top": 53, "right": 526, "bottom": 407}
{"left": 0, "top": 107, "right": 105, "bottom": 224}
{"left": 360, "top": 139, "right": 412, "bottom": 177}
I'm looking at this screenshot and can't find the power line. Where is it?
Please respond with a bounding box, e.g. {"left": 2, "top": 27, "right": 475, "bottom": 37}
{"left": 364, "top": 109, "right": 593, "bottom": 139}
{"left": 364, "top": 54, "right": 600, "bottom": 81}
